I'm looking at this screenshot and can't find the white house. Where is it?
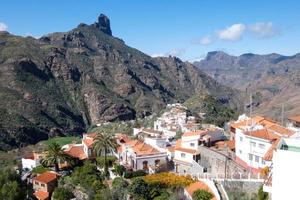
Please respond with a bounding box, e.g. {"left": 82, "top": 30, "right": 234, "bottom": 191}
{"left": 231, "top": 115, "right": 295, "bottom": 173}
{"left": 117, "top": 137, "right": 168, "bottom": 173}
{"left": 173, "top": 129, "right": 222, "bottom": 173}
{"left": 263, "top": 138, "right": 300, "bottom": 200}
{"left": 22, "top": 152, "right": 45, "bottom": 170}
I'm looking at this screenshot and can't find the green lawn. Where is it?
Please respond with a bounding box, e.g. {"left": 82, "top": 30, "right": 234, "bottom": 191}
{"left": 42, "top": 136, "right": 81, "bottom": 146}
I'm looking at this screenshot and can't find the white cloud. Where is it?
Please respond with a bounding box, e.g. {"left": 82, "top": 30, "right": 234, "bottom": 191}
{"left": 192, "top": 35, "right": 213, "bottom": 45}
{"left": 248, "top": 22, "right": 278, "bottom": 38}
{"left": 217, "top": 23, "right": 246, "bottom": 41}
{"left": 0, "top": 22, "right": 8, "bottom": 31}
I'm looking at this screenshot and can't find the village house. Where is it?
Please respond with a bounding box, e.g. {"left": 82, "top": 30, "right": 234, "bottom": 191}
{"left": 116, "top": 134, "right": 168, "bottom": 173}
{"left": 173, "top": 129, "right": 226, "bottom": 174}
{"left": 22, "top": 152, "right": 45, "bottom": 170}
{"left": 33, "top": 171, "right": 58, "bottom": 200}
{"left": 230, "top": 115, "right": 295, "bottom": 173}
{"left": 263, "top": 137, "right": 300, "bottom": 200}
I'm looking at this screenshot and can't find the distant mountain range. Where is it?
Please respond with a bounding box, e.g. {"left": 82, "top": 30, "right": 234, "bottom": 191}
{"left": 194, "top": 51, "right": 300, "bottom": 119}
{"left": 0, "top": 14, "right": 242, "bottom": 150}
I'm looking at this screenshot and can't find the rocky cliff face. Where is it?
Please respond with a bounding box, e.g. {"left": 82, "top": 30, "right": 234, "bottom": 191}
{"left": 0, "top": 15, "right": 242, "bottom": 150}
{"left": 194, "top": 51, "right": 300, "bottom": 118}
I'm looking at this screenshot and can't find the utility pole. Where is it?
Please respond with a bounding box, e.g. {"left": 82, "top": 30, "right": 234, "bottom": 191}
{"left": 281, "top": 104, "right": 285, "bottom": 126}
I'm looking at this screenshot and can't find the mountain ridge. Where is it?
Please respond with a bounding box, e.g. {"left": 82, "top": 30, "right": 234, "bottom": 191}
{"left": 0, "top": 14, "right": 243, "bottom": 150}
{"left": 194, "top": 51, "right": 300, "bottom": 119}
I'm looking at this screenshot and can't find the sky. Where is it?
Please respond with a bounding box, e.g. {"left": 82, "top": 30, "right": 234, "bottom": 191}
{"left": 1, "top": 0, "right": 300, "bottom": 61}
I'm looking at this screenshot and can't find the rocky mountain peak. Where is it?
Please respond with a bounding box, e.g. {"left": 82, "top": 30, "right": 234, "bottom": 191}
{"left": 93, "top": 13, "right": 112, "bottom": 36}
{"left": 206, "top": 51, "right": 232, "bottom": 60}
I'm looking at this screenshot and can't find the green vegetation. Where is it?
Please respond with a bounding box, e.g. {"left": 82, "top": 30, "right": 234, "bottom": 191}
{"left": 192, "top": 189, "right": 213, "bottom": 200}
{"left": 69, "top": 161, "right": 106, "bottom": 199}
{"left": 43, "top": 136, "right": 81, "bottom": 146}
{"left": 185, "top": 94, "right": 239, "bottom": 127}
{"left": 124, "top": 170, "right": 147, "bottom": 179}
{"left": 52, "top": 187, "right": 74, "bottom": 200}
{"left": 129, "top": 176, "right": 182, "bottom": 200}
{"left": 31, "top": 165, "right": 49, "bottom": 174}
{"left": 96, "top": 156, "right": 117, "bottom": 168}
{"left": 41, "top": 142, "right": 74, "bottom": 172}
{"left": 0, "top": 168, "right": 26, "bottom": 200}
{"left": 112, "top": 164, "right": 126, "bottom": 176}
{"left": 89, "top": 122, "right": 134, "bottom": 135}
{"left": 258, "top": 185, "right": 268, "bottom": 200}
{"left": 93, "top": 132, "right": 118, "bottom": 178}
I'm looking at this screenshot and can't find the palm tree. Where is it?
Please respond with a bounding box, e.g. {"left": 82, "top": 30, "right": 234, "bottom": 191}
{"left": 41, "top": 142, "right": 73, "bottom": 172}
{"left": 93, "top": 131, "right": 117, "bottom": 178}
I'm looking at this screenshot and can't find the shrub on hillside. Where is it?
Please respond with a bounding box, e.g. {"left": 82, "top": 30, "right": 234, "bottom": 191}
{"left": 96, "top": 156, "right": 117, "bottom": 168}
{"left": 192, "top": 189, "right": 213, "bottom": 200}
{"left": 143, "top": 172, "right": 195, "bottom": 187}
{"left": 124, "top": 170, "right": 147, "bottom": 179}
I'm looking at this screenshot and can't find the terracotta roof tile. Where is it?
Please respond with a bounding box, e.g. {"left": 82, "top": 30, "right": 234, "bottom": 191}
{"left": 244, "top": 129, "right": 279, "bottom": 141}
{"left": 268, "top": 124, "right": 294, "bottom": 137}
{"left": 64, "top": 145, "right": 87, "bottom": 160}
{"left": 264, "top": 139, "right": 281, "bottom": 161}
{"left": 34, "top": 191, "right": 49, "bottom": 200}
{"left": 175, "top": 147, "right": 197, "bottom": 154}
{"left": 288, "top": 115, "right": 300, "bottom": 123}
{"left": 33, "top": 171, "right": 58, "bottom": 184}
{"left": 82, "top": 138, "right": 94, "bottom": 148}
{"left": 182, "top": 130, "right": 207, "bottom": 137}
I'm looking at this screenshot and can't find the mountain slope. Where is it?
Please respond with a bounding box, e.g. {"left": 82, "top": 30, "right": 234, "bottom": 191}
{"left": 0, "top": 15, "right": 242, "bottom": 150}
{"left": 194, "top": 51, "right": 300, "bottom": 118}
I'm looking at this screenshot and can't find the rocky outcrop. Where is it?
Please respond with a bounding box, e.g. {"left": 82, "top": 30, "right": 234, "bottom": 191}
{"left": 93, "top": 14, "right": 112, "bottom": 36}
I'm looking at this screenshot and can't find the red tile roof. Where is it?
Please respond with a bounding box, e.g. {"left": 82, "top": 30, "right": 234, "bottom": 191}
{"left": 82, "top": 138, "right": 94, "bottom": 148}
{"left": 34, "top": 191, "right": 49, "bottom": 200}
{"left": 244, "top": 129, "right": 279, "bottom": 141}
{"left": 64, "top": 145, "right": 87, "bottom": 160}
{"left": 33, "top": 172, "right": 58, "bottom": 184}
{"left": 175, "top": 147, "right": 197, "bottom": 154}
{"left": 182, "top": 130, "right": 207, "bottom": 137}
{"left": 264, "top": 139, "right": 281, "bottom": 161}
{"left": 288, "top": 115, "right": 300, "bottom": 123}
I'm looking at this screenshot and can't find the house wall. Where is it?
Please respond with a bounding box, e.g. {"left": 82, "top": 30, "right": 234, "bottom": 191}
{"left": 135, "top": 154, "right": 167, "bottom": 170}
{"left": 235, "top": 128, "right": 272, "bottom": 170}
{"left": 181, "top": 136, "right": 200, "bottom": 150}
{"left": 272, "top": 147, "right": 300, "bottom": 200}
{"left": 33, "top": 180, "right": 57, "bottom": 193}
{"left": 174, "top": 150, "right": 194, "bottom": 164}
{"left": 22, "top": 159, "right": 39, "bottom": 170}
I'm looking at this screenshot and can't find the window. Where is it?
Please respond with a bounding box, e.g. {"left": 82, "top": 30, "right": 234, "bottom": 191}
{"left": 142, "top": 161, "right": 148, "bottom": 170}
{"left": 181, "top": 153, "right": 186, "bottom": 158}
{"left": 262, "top": 159, "right": 265, "bottom": 164}
{"left": 41, "top": 183, "right": 45, "bottom": 187}
{"left": 190, "top": 143, "right": 195, "bottom": 147}
{"left": 255, "top": 155, "right": 259, "bottom": 163}
{"left": 250, "top": 141, "right": 256, "bottom": 147}
{"left": 239, "top": 150, "right": 242, "bottom": 154}
{"left": 259, "top": 144, "right": 265, "bottom": 149}
{"left": 248, "top": 154, "right": 253, "bottom": 161}
{"left": 35, "top": 182, "right": 39, "bottom": 185}
{"left": 155, "top": 159, "right": 160, "bottom": 166}
{"left": 240, "top": 137, "right": 243, "bottom": 142}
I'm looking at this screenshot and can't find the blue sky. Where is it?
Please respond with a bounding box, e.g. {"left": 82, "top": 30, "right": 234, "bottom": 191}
{"left": 1, "top": 0, "right": 300, "bottom": 61}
